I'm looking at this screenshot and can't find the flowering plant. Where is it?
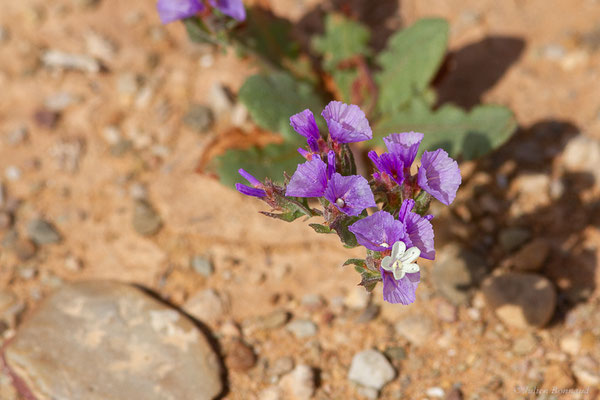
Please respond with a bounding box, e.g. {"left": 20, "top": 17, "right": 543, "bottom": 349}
{"left": 236, "top": 101, "right": 461, "bottom": 304}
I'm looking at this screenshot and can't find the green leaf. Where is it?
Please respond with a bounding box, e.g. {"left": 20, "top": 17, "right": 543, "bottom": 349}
{"left": 309, "top": 223, "right": 334, "bottom": 234}
{"left": 344, "top": 258, "right": 366, "bottom": 267}
{"left": 376, "top": 18, "right": 449, "bottom": 113}
{"left": 213, "top": 140, "right": 302, "bottom": 187}
{"left": 330, "top": 215, "right": 360, "bottom": 248}
{"left": 312, "top": 14, "right": 370, "bottom": 71}
{"left": 261, "top": 210, "right": 305, "bottom": 222}
{"left": 238, "top": 72, "right": 324, "bottom": 140}
{"left": 374, "top": 100, "right": 518, "bottom": 160}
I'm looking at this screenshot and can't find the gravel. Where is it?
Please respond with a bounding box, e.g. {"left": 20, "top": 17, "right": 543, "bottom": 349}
{"left": 348, "top": 349, "right": 396, "bottom": 390}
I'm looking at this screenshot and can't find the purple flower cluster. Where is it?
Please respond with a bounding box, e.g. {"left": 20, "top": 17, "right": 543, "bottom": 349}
{"left": 235, "top": 100, "right": 462, "bottom": 305}
{"left": 157, "top": 0, "right": 245, "bottom": 24}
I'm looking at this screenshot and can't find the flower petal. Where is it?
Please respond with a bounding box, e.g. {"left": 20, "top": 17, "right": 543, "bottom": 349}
{"left": 235, "top": 183, "right": 266, "bottom": 198}
{"left": 383, "top": 132, "right": 424, "bottom": 167}
{"left": 381, "top": 268, "right": 419, "bottom": 305}
{"left": 157, "top": 0, "right": 204, "bottom": 24}
{"left": 404, "top": 263, "right": 420, "bottom": 273}
{"left": 290, "top": 109, "right": 320, "bottom": 140}
{"left": 285, "top": 157, "right": 328, "bottom": 197}
{"left": 400, "top": 247, "right": 421, "bottom": 264}
{"left": 348, "top": 211, "right": 405, "bottom": 251}
{"left": 398, "top": 199, "right": 436, "bottom": 260}
{"left": 417, "top": 149, "right": 462, "bottom": 205}
{"left": 381, "top": 256, "right": 393, "bottom": 271}
{"left": 208, "top": 0, "right": 246, "bottom": 21}
{"left": 391, "top": 241, "right": 405, "bottom": 259}
{"left": 321, "top": 101, "right": 372, "bottom": 143}
{"left": 324, "top": 173, "right": 376, "bottom": 216}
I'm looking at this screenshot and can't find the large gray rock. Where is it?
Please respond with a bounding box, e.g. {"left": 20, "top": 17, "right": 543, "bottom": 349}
{"left": 3, "top": 281, "right": 223, "bottom": 400}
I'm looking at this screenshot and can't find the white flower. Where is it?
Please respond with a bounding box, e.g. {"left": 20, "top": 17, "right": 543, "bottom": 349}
{"left": 380, "top": 241, "right": 420, "bottom": 281}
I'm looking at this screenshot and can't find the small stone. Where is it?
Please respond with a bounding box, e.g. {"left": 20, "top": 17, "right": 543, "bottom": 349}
{"left": 345, "top": 286, "right": 371, "bottom": 310}
{"left": 65, "top": 254, "right": 84, "bottom": 272}
{"left": 268, "top": 356, "right": 295, "bottom": 377}
{"left": 102, "top": 125, "right": 122, "bottom": 145}
{"left": 5, "top": 126, "right": 28, "bottom": 145}
{"left": 5, "top": 166, "right": 21, "bottom": 181}
{"left": 85, "top": 31, "right": 117, "bottom": 62}
{"left": 225, "top": 339, "right": 256, "bottom": 371}
{"left": 571, "top": 356, "right": 600, "bottom": 386}
{"left": 190, "top": 255, "right": 214, "bottom": 277}
{"left": 41, "top": 50, "right": 101, "bottom": 73}
{"left": 498, "top": 227, "right": 531, "bottom": 252}
{"left": 482, "top": 272, "right": 556, "bottom": 329}
{"left": 562, "top": 134, "right": 600, "bottom": 183}
{"left": 301, "top": 294, "right": 324, "bottom": 310}
{"left": 33, "top": 108, "right": 60, "bottom": 129}
{"left": 117, "top": 73, "right": 139, "bottom": 98}
{"left": 50, "top": 137, "right": 85, "bottom": 173}
{"left": 27, "top": 219, "right": 62, "bottom": 245}
{"left": 348, "top": 350, "right": 395, "bottom": 390}
{"left": 44, "top": 92, "right": 79, "bottom": 111}
{"left": 395, "top": 315, "right": 433, "bottom": 346}
{"left": 259, "top": 386, "right": 283, "bottom": 400}
{"left": 512, "top": 333, "right": 538, "bottom": 355}
{"left": 356, "top": 304, "right": 380, "bottom": 323}
{"left": 544, "top": 364, "right": 574, "bottom": 390}
{"left": 286, "top": 319, "right": 317, "bottom": 338}
{"left": 17, "top": 265, "right": 37, "bottom": 280}
{"left": 13, "top": 239, "right": 37, "bottom": 261}
{"left": 426, "top": 387, "right": 445, "bottom": 398}
{"left": 512, "top": 239, "right": 550, "bottom": 272}
{"left": 356, "top": 386, "right": 379, "bottom": 399}
{"left": 432, "top": 244, "right": 487, "bottom": 305}
{"left": 436, "top": 299, "right": 458, "bottom": 323}
{"left": 540, "top": 43, "right": 566, "bottom": 60}
{"left": 209, "top": 83, "right": 235, "bottom": 116}
{"left": 280, "top": 365, "right": 316, "bottom": 400}
{"left": 231, "top": 103, "right": 249, "bottom": 127}
{"left": 383, "top": 346, "right": 407, "bottom": 362}
{"left": 244, "top": 310, "right": 290, "bottom": 332}
{"left": 445, "top": 387, "right": 464, "bottom": 400}
{"left": 3, "top": 281, "right": 223, "bottom": 399}
{"left": 0, "top": 289, "right": 25, "bottom": 329}
{"left": 183, "top": 104, "right": 214, "bottom": 134}
{"left": 560, "top": 334, "right": 581, "bottom": 355}
{"left": 183, "top": 289, "right": 225, "bottom": 324}
{"left": 132, "top": 200, "right": 162, "bottom": 236}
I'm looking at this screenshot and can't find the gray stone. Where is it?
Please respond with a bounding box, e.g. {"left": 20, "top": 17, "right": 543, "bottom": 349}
{"left": 571, "top": 356, "right": 600, "bottom": 386}
{"left": 44, "top": 92, "right": 79, "bottom": 111}
{"left": 268, "top": 356, "right": 295, "bottom": 378}
{"left": 3, "top": 281, "right": 223, "bottom": 400}
{"left": 562, "top": 134, "right": 600, "bottom": 183}
{"left": 498, "top": 227, "right": 531, "bottom": 252}
{"left": 5, "top": 126, "right": 28, "bottom": 145}
{"left": 512, "top": 239, "right": 550, "bottom": 272}
{"left": 183, "top": 104, "right": 214, "bottom": 134}
{"left": 432, "top": 244, "right": 487, "bottom": 305}
{"left": 190, "top": 255, "right": 214, "bottom": 277}
{"left": 183, "top": 289, "right": 226, "bottom": 324}
{"left": 356, "top": 385, "right": 379, "bottom": 399}
{"left": 85, "top": 31, "right": 117, "bottom": 62}
{"left": 243, "top": 310, "right": 290, "bottom": 333}
{"left": 348, "top": 349, "right": 396, "bottom": 390}
{"left": 482, "top": 272, "right": 556, "bottom": 329}
{"left": 132, "top": 200, "right": 162, "bottom": 236}
{"left": 4, "top": 166, "right": 21, "bottom": 181}
{"left": 286, "top": 319, "right": 317, "bottom": 338}
{"left": 27, "top": 219, "right": 62, "bottom": 245}
{"left": 512, "top": 333, "right": 538, "bottom": 355}
{"left": 395, "top": 315, "right": 433, "bottom": 346}
{"left": 41, "top": 50, "right": 101, "bottom": 73}
{"left": 279, "top": 365, "right": 316, "bottom": 400}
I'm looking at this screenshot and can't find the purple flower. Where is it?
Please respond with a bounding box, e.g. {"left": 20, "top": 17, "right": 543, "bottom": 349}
{"left": 348, "top": 211, "right": 405, "bottom": 251}
{"left": 324, "top": 173, "right": 376, "bottom": 216}
{"left": 290, "top": 109, "right": 320, "bottom": 141}
{"left": 381, "top": 269, "right": 420, "bottom": 305}
{"left": 368, "top": 150, "right": 405, "bottom": 186}
{"left": 383, "top": 132, "right": 424, "bottom": 167}
{"left": 417, "top": 149, "right": 461, "bottom": 205}
{"left": 321, "top": 101, "right": 372, "bottom": 143}
{"left": 398, "top": 199, "right": 435, "bottom": 260}
{"left": 235, "top": 168, "right": 266, "bottom": 198}
{"left": 285, "top": 157, "right": 328, "bottom": 197}
{"left": 208, "top": 0, "right": 246, "bottom": 21}
{"left": 157, "top": 0, "right": 204, "bottom": 24}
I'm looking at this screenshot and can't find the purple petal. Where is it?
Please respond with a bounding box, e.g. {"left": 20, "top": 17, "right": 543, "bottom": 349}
{"left": 290, "top": 109, "right": 320, "bottom": 140}
{"left": 381, "top": 268, "right": 420, "bottom": 304}
{"left": 238, "top": 168, "right": 261, "bottom": 187}
{"left": 383, "top": 132, "right": 424, "bottom": 167}
{"left": 398, "top": 199, "right": 435, "bottom": 260}
{"left": 324, "top": 173, "right": 376, "bottom": 216}
{"left": 285, "top": 157, "right": 328, "bottom": 197}
{"left": 235, "top": 183, "right": 266, "bottom": 198}
{"left": 208, "top": 0, "right": 246, "bottom": 21}
{"left": 321, "top": 101, "right": 372, "bottom": 143}
{"left": 369, "top": 151, "right": 404, "bottom": 186}
{"left": 417, "top": 149, "right": 462, "bottom": 205}
{"left": 307, "top": 137, "right": 319, "bottom": 153}
{"left": 327, "top": 150, "right": 336, "bottom": 180}
{"left": 297, "top": 148, "right": 310, "bottom": 159}
{"left": 348, "top": 211, "right": 405, "bottom": 251}
{"left": 157, "top": 0, "right": 204, "bottom": 24}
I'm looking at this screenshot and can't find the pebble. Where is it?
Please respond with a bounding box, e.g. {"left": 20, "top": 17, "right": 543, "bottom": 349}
{"left": 183, "top": 104, "right": 214, "bottom": 134}
{"left": 383, "top": 346, "right": 407, "bottom": 362}
{"left": 432, "top": 244, "right": 487, "bottom": 305}
{"left": 33, "top": 108, "right": 60, "bottom": 129}
{"left": 512, "top": 333, "right": 538, "bottom": 355}
{"left": 571, "top": 356, "right": 600, "bottom": 386}
{"left": 345, "top": 286, "right": 371, "bottom": 310}
{"left": 481, "top": 272, "right": 556, "bottom": 329}
{"left": 356, "top": 303, "right": 380, "bottom": 323}
{"left": 286, "top": 319, "right": 318, "bottom": 338}
{"left": 5, "top": 126, "right": 28, "bottom": 145}
{"left": 209, "top": 83, "right": 235, "bottom": 116}
{"left": 356, "top": 386, "right": 379, "bottom": 399}
{"left": 3, "top": 281, "right": 223, "bottom": 400}
{"left": 509, "top": 174, "right": 551, "bottom": 216}
{"left": 44, "top": 92, "right": 79, "bottom": 111}
{"left": 27, "top": 218, "right": 62, "bottom": 245}
{"left": 498, "top": 227, "right": 531, "bottom": 253}
{"left": 84, "top": 31, "right": 117, "bottom": 62}
{"left": 544, "top": 364, "right": 574, "bottom": 390}
{"left": 562, "top": 134, "right": 600, "bottom": 182}
{"left": 436, "top": 299, "right": 458, "bottom": 323}
{"left": 13, "top": 238, "right": 37, "bottom": 261}
{"left": 50, "top": 137, "right": 85, "bottom": 173}
{"left": 190, "top": 255, "right": 214, "bottom": 277}
{"left": 347, "top": 349, "right": 396, "bottom": 390}
{"left": 225, "top": 339, "right": 256, "bottom": 371}
{"left": 41, "top": 50, "right": 101, "bottom": 73}
{"left": 559, "top": 333, "right": 581, "bottom": 355}
{"left": 259, "top": 386, "right": 283, "bottom": 400}
{"left": 132, "top": 200, "right": 162, "bottom": 236}
{"left": 279, "top": 365, "right": 316, "bottom": 400}
{"left": 244, "top": 310, "right": 290, "bottom": 333}
{"left": 426, "top": 387, "right": 445, "bottom": 398}
{"left": 445, "top": 387, "right": 464, "bottom": 400}
{"left": 301, "top": 293, "right": 324, "bottom": 310}
{"left": 268, "top": 356, "right": 295, "bottom": 378}
{"left": 395, "top": 315, "right": 433, "bottom": 346}
{"left": 183, "top": 289, "right": 226, "bottom": 324}
{"left": 512, "top": 239, "right": 550, "bottom": 272}
{"left": 5, "top": 166, "right": 21, "bottom": 181}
